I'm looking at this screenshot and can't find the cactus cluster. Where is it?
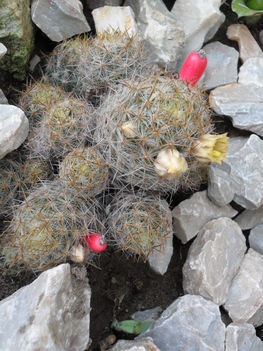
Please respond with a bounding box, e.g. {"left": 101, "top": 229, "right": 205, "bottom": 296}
{"left": 0, "top": 30, "right": 228, "bottom": 273}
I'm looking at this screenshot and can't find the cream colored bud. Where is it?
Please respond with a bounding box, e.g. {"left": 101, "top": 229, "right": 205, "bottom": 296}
{"left": 121, "top": 121, "right": 137, "bottom": 138}
{"left": 192, "top": 133, "right": 228, "bottom": 164}
{"left": 154, "top": 148, "right": 188, "bottom": 179}
{"left": 70, "top": 244, "right": 86, "bottom": 263}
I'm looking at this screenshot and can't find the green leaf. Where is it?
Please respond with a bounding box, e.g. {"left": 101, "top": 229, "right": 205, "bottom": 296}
{"left": 232, "top": 0, "right": 263, "bottom": 17}
{"left": 111, "top": 319, "right": 153, "bottom": 335}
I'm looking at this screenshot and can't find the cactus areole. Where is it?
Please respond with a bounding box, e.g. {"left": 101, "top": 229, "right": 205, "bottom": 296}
{"left": 82, "top": 232, "right": 107, "bottom": 252}
{"left": 179, "top": 50, "right": 207, "bottom": 86}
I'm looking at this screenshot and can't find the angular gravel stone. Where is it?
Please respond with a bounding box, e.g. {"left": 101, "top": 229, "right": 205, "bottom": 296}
{"left": 0, "top": 264, "right": 91, "bottom": 351}
{"left": 183, "top": 218, "right": 246, "bottom": 305}
{"left": 0, "top": 104, "right": 29, "bottom": 160}
{"left": 31, "top": 0, "right": 90, "bottom": 42}
{"left": 227, "top": 24, "right": 263, "bottom": 62}
{"left": 172, "top": 190, "right": 238, "bottom": 244}
{"left": 238, "top": 57, "right": 263, "bottom": 87}
{"left": 110, "top": 338, "right": 160, "bottom": 351}
{"left": 225, "top": 323, "right": 263, "bottom": 351}
{"left": 125, "top": 0, "right": 184, "bottom": 69}
{"left": 0, "top": 90, "right": 8, "bottom": 104}
{"left": 148, "top": 230, "right": 173, "bottom": 275}
{"left": 171, "top": 0, "right": 225, "bottom": 68}
{"left": 208, "top": 135, "right": 263, "bottom": 209}
{"left": 235, "top": 206, "right": 263, "bottom": 230}
{"left": 92, "top": 6, "right": 137, "bottom": 36}
{"left": 249, "top": 225, "right": 263, "bottom": 255}
{"left": 0, "top": 43, "right": 7, "bottom": 59}
{"left": 209, "top": 83, "right": 263, "bottom": 136}
{"left": 201, "top": 42, "right": 238, "bottom": 89}
{"left": 224, "top": 249, "right": 263, "bottom": 327}
{"left": 86, "top": 0, "right": 122, "bottom": 10}
{"left": 140, "top": 294, "right": 225, "bottom": 351}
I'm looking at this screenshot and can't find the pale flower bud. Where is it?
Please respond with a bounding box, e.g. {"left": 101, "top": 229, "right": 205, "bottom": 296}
{"left": 70, "top": 244, "right": 86, "bottom": 263}
{"left": 121, "top": 121, "right": 137, "bottom": 138}
{"left": 154, "top": 148, "right": 188, "bottom": 179}
{"left": 192, "top": 133, "right": 228, "bottom": 164}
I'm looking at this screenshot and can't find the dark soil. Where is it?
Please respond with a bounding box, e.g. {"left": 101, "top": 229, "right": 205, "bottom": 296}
{"left": 1, "top": 0, "right": 263, "bottom": 350}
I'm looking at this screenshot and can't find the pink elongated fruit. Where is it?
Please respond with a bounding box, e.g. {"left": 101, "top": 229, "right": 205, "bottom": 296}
{"left": 82, "top": 231, "right": 107, "bottom": 253}
{"left": 179, "top": 50, "right": 207, "bottom": 86}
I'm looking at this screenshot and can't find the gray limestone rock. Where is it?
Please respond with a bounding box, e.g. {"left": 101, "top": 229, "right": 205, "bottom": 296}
{"left": 171, "top": 0, "right": 225, "bottom": 69}
{"left": 201, "top": 41, "right": 238, "bottom": 90}
{"left": 224, "top": 249, "right": 263, "bottom": 327}
{"left": 139, "top": 294, "right": 225, "bottom": 351}
{"left": 208, "top": 135, "right": 263, "bottom": 209}
{"left": 86, "top": 0, "right": 122, "bottom": 10}
{"left": 249, "top": 225, "right": 263, "bottom": 255}
{"left": 0, "top": 104, "right": 29, "bottom": 160}
{"left": 0, "top": 43, "right": 7, "bottom": 59}
{"left": 183, "top": 218, "right": 246, "bottom": 305}
{"left": 238, "top": 57, "right": 263, "bottom": 87}
{"left": 235, "top": 207, "right": 263, "bottom": 230}
{"left": 0, "top": 90, "right": 8, "bottom": 104}
{"left": 148, "top": 230, "right": 173, "bottom": 275}
{"left": 31, "top": 0, "right": 90, "bottom": 42}
{"left": 172, "top": 190, "right": 238, "bottom": 244}
{"left": 0, "top": 264, "right": 91, "bottom": 351}
{"left": 209, "top": 83, "right": 263, "bottom": 136}
{"left": 225, "top": 323, "right": 263, "bottom": 351}
{"left": 124, "top": 0, "right": 184, "bottom": 69}
{"left": 110, "top": 338, "right": 160, "bottom": 351}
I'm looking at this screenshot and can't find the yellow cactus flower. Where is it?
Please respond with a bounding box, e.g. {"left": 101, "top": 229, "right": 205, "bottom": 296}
{"left": 121, "top": 121, "right": 137, "bottom": 138}
{"left": 154, "top": 148, "right": 188, "bottom": 179}
{"left": 192, "top": 133, "right": 228, "bottom": 164}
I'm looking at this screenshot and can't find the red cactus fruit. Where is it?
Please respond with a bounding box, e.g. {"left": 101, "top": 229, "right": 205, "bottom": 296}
{"left": 179, "top": 50, "right": 207, "bottom": 86}
{"left": 82, "top": 232, "right": 107, "bottom": 253}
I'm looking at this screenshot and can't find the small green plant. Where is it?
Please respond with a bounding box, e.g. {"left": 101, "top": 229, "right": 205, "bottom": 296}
{"left": 1, "top": 181, "right": 104, "bottom": 272}
{"left": 232, "top": 0, "right": 263, "bottom": 22}
{"left": 59, "top": 146, "right": 109, "bottom": 196}
{"left": 107, "top": 193, "right": 172, "bottom": 259}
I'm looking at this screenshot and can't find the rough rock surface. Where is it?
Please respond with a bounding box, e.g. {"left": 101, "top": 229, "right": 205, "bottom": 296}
{"left": 125, "top": 0, "right": 184, "bottom": 69}
{"left": 139, "top": 294, "right": 225, "bottom": 351}
{"left": 183, "top": 218, "right": 246, "bottom": 305}
{"left": 235, "top": 206, "right": 263, "bottom": 230}
{"left": 208, "top": 135, "right": 263, "bottom": 209}
{"left": 0, "top": 264, "right": 91, "bottom": 351}
{"left": 0, "top": 104, "right": 29, "bottom": 160}
{"left": 92, "top": 6, "right": 137, "bottom": 36}
{"left": 0, "top": 0, "right": 34, "bottom": 80}
{"left": 224, "top": 249, "right": 263, "bottom": 327}
{"left": 148, "top": 230, "right": 173, "bottom": 275}
{"left": 31, "top": 0, "right": 90, "bottom": 42}
{"left": 238, "top": 57, "right": 263, "bottom": 87}
{"left": 0, "top": 43, "right": 7, "bottom": 59}
{"left": 86, "top": 0, "right": 122, "bottom": 10}
{"left": 171, "top": 0, "right": 225, "bottom": 68}
{"left": 201, "top": 42, "right": 238, "bottom": 89}
{"left": 225, "top": 323, "right": 263, "bottom": 351}
{"left": 0, "top": 90, "right": 8, "bottom": 104}
{"left": 249, "top": 225, "right": 263, "bottom": 255}
{"left": 172, "top": 190, "right": 238, "bottom": 244}
{"left": 110, "top": 338, "right": 160, "bottom": 351}
{"left": 227, "top": 24, "right": 263, "bottom": 62}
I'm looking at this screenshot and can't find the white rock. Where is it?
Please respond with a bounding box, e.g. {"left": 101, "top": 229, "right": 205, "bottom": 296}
{"left": 110, "top": 338, "right": 160, "bottom": 351}
{"left": 29, "top": 55, "right": 41, "bottom": 72}
{"left": 86, "top": 0, "right": 122, "bottom": 10}
{"left": 183, "top": 218, "right": 246, "bottom": 305}
{"left": 249, "top": 225, "right": 263, "bottom": 255}
{"left": 0, "top": 104, "right": 29, "bottom": 160}
{"left": 201, "top": 41, "right": 238, "bottom": 90}
{"left": 238, "top": 57, "right": 263, "bottom": 87}
{"left": 140, "top": 294, "right": 225, "bottom": 351}
{"left": 208, "top": 135, "right": 263, "bottom": 209}
{"left": 0, "top": 43, "right": 7, "bottom": 59}
{"left": 171, "top": 0, "right": 225, "bottom": 69}
{"left": 224, "top": 249, "right": 263, "bottom": 327}
{"left": 132, "top": 307, "right": 162, "bottom": 321}
{"left": 124, "top": 0, "right": 185, "bottom": 69}
{"left": 235, "top": 207, "right": 263, "bottom": 230}
{"left": 227, "top": 24, "right": 263, "bottom": 63}
{"left": 0, "top": 90, "right": 8, "bottom": 104}
{"left": 225, "top": 323, "right": 263, "bottom": 351}
{"left": 92, "top": 6, "right": 137, "bottom": 36}
{"left": 209, "top": 83, "right": 263, "bottom": 136}
{"left": 31, "top": 0, "right": 90, "bottom": 42}
{"left": 172, "top": 190, "right": 238, "bottom": 244}
{"left": 148, "top": 230, "right": 173, "bottom": 275}
{"left": 0, "top": 264, "right": 91, "bottom": 351}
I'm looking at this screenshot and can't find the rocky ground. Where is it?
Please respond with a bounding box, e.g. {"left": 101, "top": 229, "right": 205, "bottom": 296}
{"left": 1, "top": 1, "right": 263, "bottom": 351}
